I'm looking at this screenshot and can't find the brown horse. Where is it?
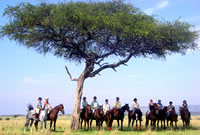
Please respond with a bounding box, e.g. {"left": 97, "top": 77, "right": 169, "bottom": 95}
{"left": 90, "top": 106, "right": 104, "bottom": 130}
{"left": 48, "top": 104, "right": 64, "bottom": 131}
{"left": 104, "top": 110, "right": 112, "bottom": 130}
{"left": 167, "top": 108, "right": 178, "bottom": 128}
{"left": 145, "top": 103, "right": 158, "bottom": 130}
{"left": 110, "top": 104, "right": 129, "bottom": 130}
{"left": 79, "top": 105, "right": 92, "bottom": 130}
{"left": 128, "top": 109, "right": 143, "bottom": 130}
{"left": 179, "top": 107, "right": 190, "bottom": 128}
{"left": 157, "top": 106, "right": 168, "bottom": 129}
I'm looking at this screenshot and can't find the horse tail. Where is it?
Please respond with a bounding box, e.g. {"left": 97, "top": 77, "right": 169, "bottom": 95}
{"left": 27, "top": 104, "right": 34, "bottom": 111}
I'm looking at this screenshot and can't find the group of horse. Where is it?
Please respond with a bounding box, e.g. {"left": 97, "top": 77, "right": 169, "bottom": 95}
{"left": 79, "top": 103, "right": 190, "bottom": 131}
{"left": 24, "top": 104, "right": 64, "bottom": 133}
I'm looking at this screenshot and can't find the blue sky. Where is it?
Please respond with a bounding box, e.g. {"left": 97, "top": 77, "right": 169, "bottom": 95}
{"left": 0, "top": 0, "right": 200, "bottom": 115}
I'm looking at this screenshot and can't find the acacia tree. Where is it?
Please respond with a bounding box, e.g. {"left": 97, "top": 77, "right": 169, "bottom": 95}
{"left": 0, "top": 1, "right": 198, "bottom": 130}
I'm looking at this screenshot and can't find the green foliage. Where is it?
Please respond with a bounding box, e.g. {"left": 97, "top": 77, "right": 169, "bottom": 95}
{"left": 13, "top": 115, "right": 18, "bottom": 118}
{"left": 0, "top": 117, "right": 2, "bottom": 120}
{"left": 5, "top": 118, "right": 10, "bottom": 120}
{"left": 0, "top": 1, "right": 199, "bottom": 64}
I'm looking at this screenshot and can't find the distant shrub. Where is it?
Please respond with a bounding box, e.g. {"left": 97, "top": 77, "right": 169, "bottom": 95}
{"left": 13, "top": 115, "right": 18, "bottom": 118}
{"left": 5, "top": 118, "right": 10, "bottom": 120}
{"left": 0, "top": 117, "right": 2, "bottom": 120}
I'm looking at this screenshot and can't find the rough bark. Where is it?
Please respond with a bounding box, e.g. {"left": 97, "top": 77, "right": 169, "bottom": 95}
{"left": 70, "top": 77, "right": 85, "bottom": 130}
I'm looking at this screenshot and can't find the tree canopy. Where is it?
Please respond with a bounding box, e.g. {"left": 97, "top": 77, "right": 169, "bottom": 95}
{"left": 1, "top": 1, "right": 199, "bottom": 76}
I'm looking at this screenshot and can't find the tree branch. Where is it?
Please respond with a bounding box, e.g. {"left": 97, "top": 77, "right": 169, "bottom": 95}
{"left": 65, "top": 66, "right": 78, "bottom": 81}
{"left": 87, "top": 51, "right": 135, "bottom": 78}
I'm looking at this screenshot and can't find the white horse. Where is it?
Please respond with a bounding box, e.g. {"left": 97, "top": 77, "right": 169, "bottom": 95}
{"left": 39, "top": 104, "right": 52, "bottom": 129}
{"left": 24, "top": 104, "right": 51, "bottom": 133}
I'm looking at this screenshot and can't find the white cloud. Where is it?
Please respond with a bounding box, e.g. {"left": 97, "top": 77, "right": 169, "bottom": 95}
{"left": 144, "top": 8, "right": 155, "bottom": 15}
{"left": 157, "top": 1, "right": 169, "bottom": 9}
{"left": 144, "top": 0, "right": 169, "bottom": 15}
{"left": 22, "top": 77, "right": 44, "bottom": 85}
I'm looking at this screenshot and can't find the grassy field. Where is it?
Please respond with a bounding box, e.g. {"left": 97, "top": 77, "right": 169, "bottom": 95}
{"left": 0, "top": 115, "right": 200, "bottom": 135}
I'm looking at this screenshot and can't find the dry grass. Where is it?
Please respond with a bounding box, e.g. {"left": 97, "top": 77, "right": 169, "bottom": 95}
{"left": 0, "top": 115, "right": 200, "bottom": 135}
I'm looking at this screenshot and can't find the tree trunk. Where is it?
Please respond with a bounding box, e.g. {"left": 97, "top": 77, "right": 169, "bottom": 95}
{"left": 70, "top": 77, "right": 85, "bottom": 130}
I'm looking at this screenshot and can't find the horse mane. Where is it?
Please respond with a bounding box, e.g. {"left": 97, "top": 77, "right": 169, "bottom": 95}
{"left": 120, "top": 104, "right": 129, "bottom": 112}
{"left": 27, "top": 104, "right": 34, "bottom": 111}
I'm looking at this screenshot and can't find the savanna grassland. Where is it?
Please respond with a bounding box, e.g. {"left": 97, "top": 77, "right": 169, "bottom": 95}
{"left": 0, "top": 115, "right": 200, "bottom": 135}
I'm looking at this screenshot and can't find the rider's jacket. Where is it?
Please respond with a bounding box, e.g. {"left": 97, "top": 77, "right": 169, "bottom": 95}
{"left": 113, "top": 101, "right": 121, "bottom": 109}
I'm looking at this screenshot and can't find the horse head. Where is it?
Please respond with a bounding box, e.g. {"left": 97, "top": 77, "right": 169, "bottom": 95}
{"left": 86, "top": 104, "right": 92, "bottom": 114}
{"left": 59, "top": 104, "right": 65, "bottom": 114}
{"left": 122, "top": 104, "right": 130, "bottom": 112}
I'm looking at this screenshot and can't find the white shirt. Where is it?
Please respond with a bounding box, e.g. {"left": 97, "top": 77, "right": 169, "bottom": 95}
{"left": 93, "top": 102, "right": 98, "bottom": 109}
{"left": 103, "top": 103, "right": 110, "bottom": 113}
{"left": 132, "top": 102, "right": 140, "bottom": 110}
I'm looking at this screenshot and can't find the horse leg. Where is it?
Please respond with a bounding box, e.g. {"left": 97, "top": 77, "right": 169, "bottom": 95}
{"left": 84, "top": 119, "right": 86, "bottom": 130}
{"left": 132, "top": 120, "right": 134, "bottom": 128}
{"left": 24, "top": 119, "right": 30, "bottom": 133}
{"left": 145, "top": 119, "right": 149, "bottom": 128}
{"left": 157, "top": 120, "right": 159, "bottom": 129}
{"left": 136, "top": 120, "right": 138, "bottom": 130}
{"left": 30, "top": 119, "right": 34, "bottom": 133}
{"left": 50, "top": 120, "right": 52, "bottom": 130}
{"left": 128, "top": 117, "right": 131, "bottom": 128}
{"left": 44, "top": 120, "right": 47, "bottom": 129}
{"left": 34, "top": 121, "right": 38, "bottom": 131}
{"left": 167, "top": 120, "right": 169, "bottom": 127}
{"left": 90, "top": 119, "right": 93, "bottom": 129}
{"left": 117, "top": 120, "right": 119, "bottom": 128}
{"left": 175, "top": 121, "right": 177, "bottom": 129}
{"left": 171, "top": 121, "right": 173, "bottom": 127}
{"left": 87, "top": 119, "right": 89, "bottom": 131}
{"left": 41, "top": 120, "right": 43, "bottom": 129}
{"left": 121, "top": 119, "right": 123, "bottom": 130}
{"left": 140, "top": 120, "right": 142, "bottom": 130}
{"left": 80, "top": 118, "right": 83, "bottom": 129}
{"left": 54, "top": 119, "right": 56, "bottom": 131}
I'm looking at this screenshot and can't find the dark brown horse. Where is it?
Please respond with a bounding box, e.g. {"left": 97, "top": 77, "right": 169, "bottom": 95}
{"left": 157, "top": 106, "right": 168, "bottom": 129}
{"left": 128, "top": 109, "right": 143, "bottom": 130}
{"left": 104, "top": 110, "right": 112, "bottom": 130}
{"left": 90, "top": 106, "right": 104, "bottom": 130}
{"left": 47, "top": 104, "right": 64, "bottom": 131}
{"left": 179, "top": 107, "right": 190, "bottom": 128}
{"left": 167, "top": 108, "right": 178, "bottom": 128}
{"left": 110, "top": 104, "right": 129, "bottom": 130}
{"left": 145, "top": 103, "right": 158, "bottom": 130}
{"left": 79, "top": 105, "right": 92, "bottom": 130}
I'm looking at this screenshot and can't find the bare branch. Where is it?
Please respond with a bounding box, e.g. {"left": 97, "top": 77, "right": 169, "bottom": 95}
{"left": 87, "top": 51, "right": 135, "bottom": 78}
{"left": 65, "top": 66, "right": 78, "bottom": 81}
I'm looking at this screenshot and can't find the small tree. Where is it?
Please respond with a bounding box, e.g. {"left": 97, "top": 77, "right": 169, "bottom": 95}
{"left": 0, "top": 1, "right": 198, "bottom": 130}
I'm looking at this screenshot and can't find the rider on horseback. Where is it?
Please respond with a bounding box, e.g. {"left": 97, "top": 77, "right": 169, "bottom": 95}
{"left": 157, "top": 99, "right": 163, "bottom": 110}
{"left": 132, "top": 98, "right": 140, "bottom": 113}
{"left": 44, "top": 97, "right": 52, "bottom": 108}
{"left": 148, "top": 99, "right": 154, "bottom": 112}
{"left": 43, "top": 97, "right": 52, "bottom": 113}
{"left": 182, "top": 100, "right": 191, "bottom": 119}
{"left": 167, "top": 101, "right": 175, "bottom": 116}
{"left": 113, "top": 97, "right": 121, "bottom": 109}
{"left": 103, "top": 99, "right": 110, "bottom": 115}
{"left": 82, "top": 97, "right": 88, "bottom": 108}
{"left": 91, "top": 96, "right": 99, "bottom": 113}
{"left": 35, "top": 97, "right": 42, "bottom": 120}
